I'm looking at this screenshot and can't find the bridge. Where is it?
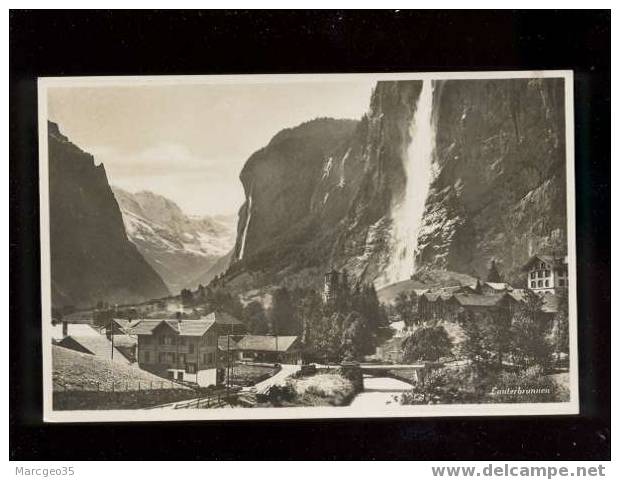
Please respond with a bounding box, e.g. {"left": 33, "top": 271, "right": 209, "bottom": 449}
{"left": 358, "top": 363, "right": 427, "bottom": 370}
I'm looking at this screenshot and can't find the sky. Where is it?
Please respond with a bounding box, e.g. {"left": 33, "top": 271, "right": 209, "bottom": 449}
{"left": 47, "top": 80, "right": 374, "bottom": 216}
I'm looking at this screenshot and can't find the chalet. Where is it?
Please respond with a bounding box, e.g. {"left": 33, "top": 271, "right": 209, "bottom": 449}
{"left": 131, "top": 318, "right": 219, "bottom": 386}
{"left": 233, "top": 335, "right": 302, "bottom": 364}
{"left": 449, "top": 293, "right": 520, "bottom": 320}
{"left": 419, "top": 291, "right": 523, "bottom": 323}
{"left": 523, "top": 254, "right": 569, "bottom": 295}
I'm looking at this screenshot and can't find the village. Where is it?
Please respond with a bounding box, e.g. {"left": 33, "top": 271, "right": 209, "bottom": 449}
{"left": 50, "top": 252, "right": 570, "bottom": 410}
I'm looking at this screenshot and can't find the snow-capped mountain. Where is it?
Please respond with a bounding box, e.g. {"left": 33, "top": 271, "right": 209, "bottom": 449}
{"left": 112, "top": 187, "right": 236, "bottom": 294}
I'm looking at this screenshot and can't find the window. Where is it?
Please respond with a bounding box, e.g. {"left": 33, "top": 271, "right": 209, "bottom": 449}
{"left": 177, "top": 372, "right": 184, "bottom": 382}
{"left": 545, "top": 270, "right": 550, "bottom": 277}
{"left": 530, "top": 272, "right": 535, "bottom": 279}
{"left": 531, "top": 281, "right": 536, "bottom": 288}
{"left": 558, "top": 279, "right": 564, "bottom": 286}
{"left": 186, "top": 363, "right": 196, "bottom": 374}
{"left": 545, "top": 280, "right": 549, "bottom": 287}
{"left": 538, "top": 280, "right": 543, "bottom": 288}
{"left": 163, "top": 335, "right": 174, "bottom": 345}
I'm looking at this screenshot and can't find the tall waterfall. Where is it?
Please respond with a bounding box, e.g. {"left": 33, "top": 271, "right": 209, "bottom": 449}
{"left": 238, "top": 188, "right": 253, "bottom": 260}
{"left": 384, "top": 79, "right": 436, "bottom": 285}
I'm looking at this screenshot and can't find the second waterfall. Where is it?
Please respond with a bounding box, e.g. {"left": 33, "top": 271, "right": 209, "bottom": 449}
{"left": 384, "top": 79, "right": 436, "bottom": 285}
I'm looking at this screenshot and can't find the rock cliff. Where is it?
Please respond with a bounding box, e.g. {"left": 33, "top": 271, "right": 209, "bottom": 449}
{"left": 48, "top": 122, "right": 170, "bottom": 308}
{"left": 221, "top": 78, "right": 568, "bottom": 292}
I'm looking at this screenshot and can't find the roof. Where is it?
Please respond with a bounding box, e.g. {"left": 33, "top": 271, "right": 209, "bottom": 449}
{"left": 421, "top": 292, "right": 441, "bottom": 302}
{"left": 130, "top": 318, "right": 217, "bottom": 337}
{"left": 218, "top": 336, "right": 240, "bottom": 351}
{"left": 451, "top": 293, "right": 505, "bottom": 307}
{"left": 202, "top": 311, "right": 244, "bottom": 326}
{"left": 506, "top": 289, "right": 528, "bottom": 303}
{"left": 234, "top": 335, "right": 299, "bottom": 352}
{"left": 57, "top": 335, "right": 131, "bottom": 365}
{"left": 112, "top": 318, "right": 141, "bottom": 331}
{"left": 111, "top": 334, "right": 137, "bottom": 348}
{"left": 484, "top": 282, "right": 512, "bottom": 291}
{"left": 522, "top": 254, "right": 567, "bottom": 271}
{"left": 50, "top": 323, "right": 102, "bottom": 340}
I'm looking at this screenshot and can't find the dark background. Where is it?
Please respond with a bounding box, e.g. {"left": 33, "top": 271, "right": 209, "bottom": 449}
{"left": 10, "top": 10, "right": 610, "bottom": 460}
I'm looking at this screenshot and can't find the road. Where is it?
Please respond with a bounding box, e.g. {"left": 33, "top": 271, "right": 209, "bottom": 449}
{"left": 247, "top": 363, "right": 301, "bottom": 394}
{"left": 349, "top": 375, "right": 412, "bottom": 409}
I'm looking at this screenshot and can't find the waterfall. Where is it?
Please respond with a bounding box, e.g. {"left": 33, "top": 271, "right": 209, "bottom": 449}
{"left": 384, "top": 79, "right": 436, "bottom": 285}
{"left": 238, "top": 188, "right": 253, "bottom": 260}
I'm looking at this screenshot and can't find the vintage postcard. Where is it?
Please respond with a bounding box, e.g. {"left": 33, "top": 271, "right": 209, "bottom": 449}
{"left": 38, "top": 71, "right": 578, "bottom": 422}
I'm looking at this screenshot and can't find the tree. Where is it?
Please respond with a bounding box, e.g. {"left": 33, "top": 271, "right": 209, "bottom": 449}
{"left": 394, "top": 291, "right": 418, "bottom": 327}
{"left": 244, "top": 301, "right": 269, "bottom": 335}
{"left": 402, "top": 325, "right": 453, "bottom": 362}
{"left": 553, "top": 291, "right": 569, "bottom": 355}
{"left": 458, "top": 309, "right": 493, "bottom": 368}
{"left": 510, "top": 290, "right": 553, "bottom": 369}
{"left": 296, "top": 289, "right": 323, "bottom": 346}
{"left": 270, "top": 287, "right": 299, "bottom": 335}
{"left": 486, "top": 260, "right": 503, "bottom": 283}
{"left": 309, "top": 312, "right": 344, "bottom": 363}
{"left": 458, "top": 308, "right": 512, "bottom": 370}
{"left": 341, "top": 311, "right": 373, "bottom": 361}
{"left": 211, "top": 288, "right": 244, "bottom": 320}
{"left": 180, "top": 288, "right": 193, "bottom": 306}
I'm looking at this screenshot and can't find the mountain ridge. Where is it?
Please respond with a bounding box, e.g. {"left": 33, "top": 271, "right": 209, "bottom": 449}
{"left": 112, "top": 187, "right": 236, "bottom": 294}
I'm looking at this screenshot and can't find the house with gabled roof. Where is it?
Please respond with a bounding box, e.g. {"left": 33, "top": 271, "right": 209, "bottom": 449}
{"left": 522, "top": 253, "right": 568, "bottom": 295}
{"left": 131, "top": 318, "right": 220, "bottom": 386}
{"left": 232, "top": 335, "right": 301, "bottom": 364}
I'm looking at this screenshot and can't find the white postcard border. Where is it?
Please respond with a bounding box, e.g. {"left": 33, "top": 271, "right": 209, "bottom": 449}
{"left": 38, "top": 70, "right": 579, "bottom": 422}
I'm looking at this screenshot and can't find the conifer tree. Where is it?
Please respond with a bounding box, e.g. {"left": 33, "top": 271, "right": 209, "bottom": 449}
{"left": 486, "top": 260, "right": 503, "bottom": 283}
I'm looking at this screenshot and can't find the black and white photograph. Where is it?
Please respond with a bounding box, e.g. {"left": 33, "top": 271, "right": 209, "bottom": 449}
{"left": 38, "top": 71, "right": 578, "bottom": 421}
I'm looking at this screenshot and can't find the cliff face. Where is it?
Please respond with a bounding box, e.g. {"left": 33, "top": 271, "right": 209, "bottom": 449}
{"left": 223, "top": 78, "right": 567, "bottom": 292}
{"left": 225, "top": 83, "right": 423, "bottom": 290}
{"left": 415, "top": 78, "right": 567, "bottom": 281}
{"left": 48, "top": 122, "right": 170, "bottom": 308}
{"left": 112, "top": 187, "right": 236, "bottom": 294}
{"left": 226, "top": 118, "right": 360, "bottom": 289}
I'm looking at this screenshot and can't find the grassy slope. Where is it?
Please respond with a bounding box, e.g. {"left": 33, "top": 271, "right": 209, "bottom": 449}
{"left": 52, "top": 345, "right": 190, "bottom": 391}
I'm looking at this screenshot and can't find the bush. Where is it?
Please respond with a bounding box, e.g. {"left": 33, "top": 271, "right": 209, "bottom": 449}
{"left": 399, "top": 365, "right": 568, "bottom": 405}
{"left": 402, "top": 326, "right": 453, "bottom": 362}
{"left": 265, "top": 384, "right": 297, "bottom": 405}
{"left": 487, "top": 366, "right": 569, "bottom": 403}
{"left": 400, "top": 366, "right": 481, "bottom": 405}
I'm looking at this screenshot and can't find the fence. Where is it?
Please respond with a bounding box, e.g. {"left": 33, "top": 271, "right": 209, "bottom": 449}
{"left": 52, "top": 380, "right": 198, "bottom": 410}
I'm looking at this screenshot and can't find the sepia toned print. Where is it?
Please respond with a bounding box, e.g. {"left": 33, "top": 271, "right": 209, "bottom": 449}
{"left": 38, "top": 71, "right": 578, "bottom": 422}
